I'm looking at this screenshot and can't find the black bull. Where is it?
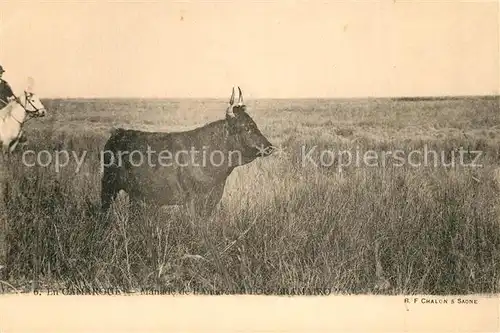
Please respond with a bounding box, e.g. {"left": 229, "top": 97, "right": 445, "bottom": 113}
{"left": 100, "top": 88, "right": 274, "bottom": 218}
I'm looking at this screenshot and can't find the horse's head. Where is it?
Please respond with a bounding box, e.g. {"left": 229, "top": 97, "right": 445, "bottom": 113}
{"left": 19, "top": 91, "right": 46, "bottom": 118}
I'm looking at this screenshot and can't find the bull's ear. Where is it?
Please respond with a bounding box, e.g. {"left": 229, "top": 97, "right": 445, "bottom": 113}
{"left": 226, "top": 106, "right": 235, "bottom": 118}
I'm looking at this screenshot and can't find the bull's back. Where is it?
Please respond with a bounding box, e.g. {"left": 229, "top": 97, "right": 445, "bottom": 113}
{"left": 104, "top": 128, "right": 170, "bottom": 152}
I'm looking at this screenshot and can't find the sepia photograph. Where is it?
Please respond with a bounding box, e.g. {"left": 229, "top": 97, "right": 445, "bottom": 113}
{"left": 0, "top": 0, "right": 499, "bottom": 331}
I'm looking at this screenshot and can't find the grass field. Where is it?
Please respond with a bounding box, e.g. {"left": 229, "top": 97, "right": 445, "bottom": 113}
{"left": 1, "top": 96, "right": 500, "bottom": 295}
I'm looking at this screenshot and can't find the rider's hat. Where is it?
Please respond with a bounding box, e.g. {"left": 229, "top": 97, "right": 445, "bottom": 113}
{"left": 0, "top": 65, "right": 4, "bottom": 73}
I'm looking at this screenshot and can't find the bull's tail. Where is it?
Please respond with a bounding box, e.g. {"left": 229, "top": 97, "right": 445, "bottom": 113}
{"left": 103, "top": 127, "right": 126, "bottom": 162}
{"left": 101, "top": 127, "right": 127, "bottom": 212}
{"left": 101, "top": 166, "right": 120, "bottom": 212}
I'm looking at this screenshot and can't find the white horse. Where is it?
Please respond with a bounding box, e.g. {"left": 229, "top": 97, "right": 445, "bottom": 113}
{"left": 0, "top": 90, "right": 46, "bottom": 154}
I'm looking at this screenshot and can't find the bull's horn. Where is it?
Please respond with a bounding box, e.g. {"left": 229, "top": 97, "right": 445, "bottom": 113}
{"left": 237, "top": 86, "right": 243, "bottom": 105}
{"left": 226, "top": 87, "right": 235, "bottom": 117}
{"left": 229, "top": 87, "right": 235, "bottom": 105}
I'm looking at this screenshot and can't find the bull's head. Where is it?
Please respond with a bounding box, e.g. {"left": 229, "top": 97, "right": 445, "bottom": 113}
{"left": 226, "top": 87, "right": 274, "bottom": 162}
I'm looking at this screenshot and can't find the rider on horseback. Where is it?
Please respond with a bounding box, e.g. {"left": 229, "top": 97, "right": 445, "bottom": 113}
{"left": 0, "top": 65, "right": 15, "bottom": 107}
{"left": 0, "top": 65, "right": 28, "bottom": 146}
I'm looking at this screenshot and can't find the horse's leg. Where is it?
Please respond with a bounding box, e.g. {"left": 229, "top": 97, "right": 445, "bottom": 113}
{"left": 13, "top": 130, "right": 27, "bottom": 151}
{"left": 9, "top": 138, "right": 19, "bottom": 154}
{"left": 18, "top": 132, "right": 28, "bottom": 149}
{"left": 18, "top": 130, "right": 27, "bottom": 144}
{"left": 2, "top": 143, "right": 10, "bottom": 156}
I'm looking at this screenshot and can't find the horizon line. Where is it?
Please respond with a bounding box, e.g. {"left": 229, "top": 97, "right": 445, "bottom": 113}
{"left": 38, "top": 94, "right": 500, "bottom": 100}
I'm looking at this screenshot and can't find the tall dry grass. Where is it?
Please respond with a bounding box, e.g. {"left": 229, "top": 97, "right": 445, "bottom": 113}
{"left": 1, "top": 96, "right": 499, "bottom": 295}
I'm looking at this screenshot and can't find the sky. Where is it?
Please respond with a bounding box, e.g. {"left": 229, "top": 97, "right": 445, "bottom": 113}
{"left": 0, "top": 0, "right": 498, "bottom": 98}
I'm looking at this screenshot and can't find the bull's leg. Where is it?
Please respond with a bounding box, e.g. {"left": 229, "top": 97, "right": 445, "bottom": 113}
{"left": 186, "top": 199, "right": 196, "bottom": 218}
{"left": 192, "top": 184, "right": 225, "bottom": 221}
{"left": 101, "top": 189, "right": 117, "bottom": 212}
{"left": 184, "top": 198, "right": 198, "bottom": 227}
{"left": 128, "top": 197, "right": 144, "bottom": 216}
